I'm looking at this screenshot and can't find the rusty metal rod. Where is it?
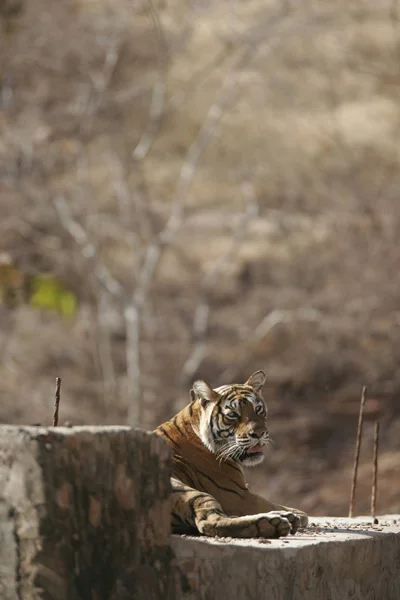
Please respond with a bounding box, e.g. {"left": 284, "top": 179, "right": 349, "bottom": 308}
{"left": 349, "top": 385, "right": 367, "bottom": 518}
{"left": 371, "top": 420, "right": 380, "bottom": 520}
{"left": 52, "top": 377, "right": 61, "bottom": 427}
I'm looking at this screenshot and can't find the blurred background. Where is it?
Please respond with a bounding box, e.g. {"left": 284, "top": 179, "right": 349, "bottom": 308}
{"left": 1, "top": 0, "right": 399, "bottom": 516}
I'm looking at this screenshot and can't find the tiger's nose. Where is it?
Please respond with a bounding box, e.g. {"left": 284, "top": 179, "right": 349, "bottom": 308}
{"left": 248, "top": 431, "right": 263, "bottom": 439}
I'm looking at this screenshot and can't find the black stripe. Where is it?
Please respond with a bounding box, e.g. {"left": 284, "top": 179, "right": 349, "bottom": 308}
{"left": 173, "top": 415, "right": 185, "bottom": 437}
{"left": 189, "top": 495, "right": 203, "bottom": 524}
{"left": 224, "top": 390, "right": 237, "bottom": 402}
{"left": 188, "top": 402, "right": 194, "bottom": 417}
{"left": 223, "top": 473, "right": 248, "bottom": 491}
{"left": 215, "top": 407, "right": 232, "bottom": 437}
{"left": 196, "top": 468, "right": 243, "bottom": 497}
{"left": 193, "top": 497, "right": 212, "bottom": 509}
{"left": 243, "top": 392, "right": 257, "bottom": 404}
{"left": 173, "top": 457, "right": 197, "bottom": 488}
{"left": 158, "top": 426, "right": 179, "bottom": 448}
{"left": 224, "top": 461, "right": 243, "bottom": 475}
{"left": 196, "top": 479, "right": 209, "bottom": 493}
{"left": 216, "top": 411, "right": 226, "bottom": 430}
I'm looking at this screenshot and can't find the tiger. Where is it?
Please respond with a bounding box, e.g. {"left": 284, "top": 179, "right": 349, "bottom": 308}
{"left": 154, "top": 370, "right": 308, "bottom": 539}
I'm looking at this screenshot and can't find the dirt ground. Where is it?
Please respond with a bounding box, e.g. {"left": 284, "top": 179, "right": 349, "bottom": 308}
{"left": 0, "top": 0, "right": 399, "bottom": 516}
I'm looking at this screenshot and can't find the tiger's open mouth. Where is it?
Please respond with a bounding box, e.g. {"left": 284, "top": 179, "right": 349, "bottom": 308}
{"left": 246, "top": 443, "right": 263, "bottom": 455}
{"left": 240, "top": 443, "right": 264, "bottom": 464}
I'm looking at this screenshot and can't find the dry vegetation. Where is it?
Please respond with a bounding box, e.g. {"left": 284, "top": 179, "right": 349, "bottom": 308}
{"left": 1, "top": 0, "right": 399, "bottom": 516}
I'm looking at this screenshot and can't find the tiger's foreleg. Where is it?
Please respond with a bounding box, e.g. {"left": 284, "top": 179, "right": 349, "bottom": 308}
{"left": 243, "top": 490, "right": 309, "bottom": 529}
{"left": 170, "top": 478, "right": 300, "bottom": 538}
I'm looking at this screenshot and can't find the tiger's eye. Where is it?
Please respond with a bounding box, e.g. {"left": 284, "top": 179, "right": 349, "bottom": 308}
{"left": 225, "top": 411, "right": 239, "bottom": 420}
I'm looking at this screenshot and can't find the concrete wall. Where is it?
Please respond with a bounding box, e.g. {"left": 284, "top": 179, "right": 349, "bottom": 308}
{"left": 0, "top": 426, "right": 176, "bottom": 600}
{"left": 173, "top": 517, "right": 400, "bottom": 599}
{"left": 0, "top": 425, "right": 399, "bottom": 599}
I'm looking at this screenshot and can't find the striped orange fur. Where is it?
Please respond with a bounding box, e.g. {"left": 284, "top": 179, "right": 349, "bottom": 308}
{"left": 154, "top": 370, "right": 308, "bottom": 538}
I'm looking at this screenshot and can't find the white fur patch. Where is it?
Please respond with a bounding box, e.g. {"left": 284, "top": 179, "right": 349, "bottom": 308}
{"left": 198, "top": 403, "right": 217, "bottom": 452}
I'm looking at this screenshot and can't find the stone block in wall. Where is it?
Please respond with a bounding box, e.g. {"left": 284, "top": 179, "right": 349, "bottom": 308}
{"left": 0, "top": 426, "right": 175, "bottom": 600}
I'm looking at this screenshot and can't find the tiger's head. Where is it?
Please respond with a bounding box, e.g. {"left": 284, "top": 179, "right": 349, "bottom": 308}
{"left": 190, "top": 370, "right": 271, "bottom": 467}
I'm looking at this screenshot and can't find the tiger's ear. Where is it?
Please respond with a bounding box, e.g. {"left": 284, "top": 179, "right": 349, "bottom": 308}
{"left": 244, "top": 370, "right": 266, "bottom": 393}
{"left": 191, "top": 380, "right": 219, "bottom": 408}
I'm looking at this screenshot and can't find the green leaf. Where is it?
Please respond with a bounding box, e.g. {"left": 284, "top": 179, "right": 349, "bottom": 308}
{"left": 29, "top": 274, "right": 78, "bottom": 317}
{"left": 58, "top": 289, "right": 78, "bottom": 317}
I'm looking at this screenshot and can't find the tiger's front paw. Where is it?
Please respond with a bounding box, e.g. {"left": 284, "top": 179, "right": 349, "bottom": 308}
{"left": 297, "top": 512, "right": 308, "bottom": 529}
{"left": 255, "top": 512, "right": 291, "bottom": 538}
{"left": 282, "top": 510, "right": 302, "bottom": 534}
{"left": 279, "top": 506, "right": 309, "bottom": 530}
{"left": 263, "top": 510, "right": 301, "bottom": 537}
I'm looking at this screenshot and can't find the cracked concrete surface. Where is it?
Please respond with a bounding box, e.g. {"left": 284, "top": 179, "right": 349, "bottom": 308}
{"left": 173, "top": 516, "right": 400, "bottom": 600}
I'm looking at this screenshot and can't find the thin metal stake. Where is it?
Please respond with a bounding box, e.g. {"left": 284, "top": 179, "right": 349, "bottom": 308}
{"left": 371, "top": 420, "right": 380, "bottom": 520}
{"left": 349, "top": 386, "right": 367, "bottom": 518}
{"left": 53, "top": 377, "right": 61, "bottom": 427}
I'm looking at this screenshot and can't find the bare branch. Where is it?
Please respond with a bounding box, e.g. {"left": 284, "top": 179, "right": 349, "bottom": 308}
{"left": 106, "top": 149, "right": 153, "bottom": 242}
{"left": 170, "top": 0, "right": 311, "bottom": 110}
{"left": 132, "top": 78, "right": 166, "bottom": 161}
{"left": 180, "top": 181, "right": 259, "bottom": 387}
{"left": 124, "top": 303, "right": 141, "bottom": 424}
{"left": 78, "top": 41, "right": 120, "bottom": 138}
{"left": 53, "top": 195, "right": 124, "bottom": 298}
{"left": 132, "top": 0, "right": 168, "bottom": 160}
{"left": 96, "top": 292, "right": 118, "bottom": 402}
